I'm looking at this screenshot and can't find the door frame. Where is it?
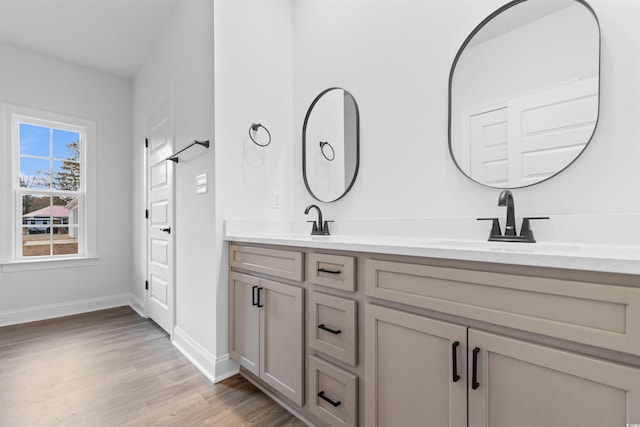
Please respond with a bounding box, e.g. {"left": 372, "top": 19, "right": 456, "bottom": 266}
{"left": 143, "top": 86, "right": 176, "bottom": 336}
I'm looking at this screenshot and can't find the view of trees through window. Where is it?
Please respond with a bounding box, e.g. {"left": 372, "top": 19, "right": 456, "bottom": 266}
{"left": 19, "top": 123, "right": 81, "bottom": 257}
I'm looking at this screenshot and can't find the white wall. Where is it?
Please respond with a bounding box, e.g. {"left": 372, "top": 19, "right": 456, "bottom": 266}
{"left": 291, "top": 0, "right": 640, "bottom": 219}
{"left": 132, "top": 0, "right": 216, "bottom": 362}
{"left": 213, "top": 0, "right": 294, "bottom": 359}
{"left": 0, "top": 43, "right": 133, "bottom": 313}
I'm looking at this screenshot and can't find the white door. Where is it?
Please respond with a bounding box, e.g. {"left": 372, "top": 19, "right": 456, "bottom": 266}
{"left": 145, "top": 90, "right": 175, "bottom": 335}
{"left": 468, "top": 107, "right": 509, "bottom": 187}
{"left": 508, "top": 78, "right": 598, "bottom": 187}
{"left": 465, "top": 78, "right": 598, "bottom": 187}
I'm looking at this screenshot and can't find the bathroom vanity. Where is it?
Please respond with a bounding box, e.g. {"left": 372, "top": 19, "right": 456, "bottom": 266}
{"left": 226, "top": 217, "right": 640, "bottom": 427}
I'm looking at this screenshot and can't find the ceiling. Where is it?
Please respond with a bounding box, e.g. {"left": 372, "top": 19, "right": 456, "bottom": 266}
{"left": 0, "top": 0, "right": 179, "bottom": 78}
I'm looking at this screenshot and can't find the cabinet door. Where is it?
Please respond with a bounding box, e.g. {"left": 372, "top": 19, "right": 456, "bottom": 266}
{"left": 229, "top": 272, "right": 260, "bottom": 376}
{"left": 260, "top": 278, "right": 305, "bottom": 406}
{"left": 365, "top": 304, "right": 467, "bottom": 427}
{"left": 468, "top": 330, "right": 640, "bottom": 427}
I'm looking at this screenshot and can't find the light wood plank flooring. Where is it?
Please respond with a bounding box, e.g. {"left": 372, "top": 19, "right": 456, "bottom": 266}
{"left": 0, "top": 306, "right": 306, "bottom": 427}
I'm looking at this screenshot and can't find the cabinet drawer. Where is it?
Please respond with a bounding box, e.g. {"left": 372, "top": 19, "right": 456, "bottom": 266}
{"left": 308, "top": 252, "right": 356, "bottom": 291}
{"left": 230, "top": 245, "right": 303, "bottom": 282}
{"left": 309, "top": 292, "right": 358, "bottom": 366}
{"left": 309, "top": 355, "right": 358, "bottom": 427}
{"left": 366, "top": 259, "right": 640, "bottom": 356}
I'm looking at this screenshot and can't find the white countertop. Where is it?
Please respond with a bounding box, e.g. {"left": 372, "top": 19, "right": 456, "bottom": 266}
{"left": 224, "top": 215, "right": 640, "bottom": 275}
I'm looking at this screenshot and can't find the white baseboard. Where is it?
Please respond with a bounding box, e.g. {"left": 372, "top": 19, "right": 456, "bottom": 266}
{"left": 172, "top": 327, "right": 239, "bottom": 384}
{"left": 215, "top": 354, "right": 240, "bottom": 382}
{"left": 129, "top": 293, "right": 146, "bottom": 317}
{"left": 0, "top": 293, "right": 131, "bottom": 327}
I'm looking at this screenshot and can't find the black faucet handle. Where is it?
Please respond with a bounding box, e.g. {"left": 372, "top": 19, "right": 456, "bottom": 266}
{"left": 307, "top": 220, "right": 319, "bottom": 234}
{"left": 477, "top": 217, "right": 502, "bottom": 239}
{"left": 519, "top": 217, "right": 549, "bottom": 242}
{"left": 322, "top": 220, "right": 334, "bottom": 236}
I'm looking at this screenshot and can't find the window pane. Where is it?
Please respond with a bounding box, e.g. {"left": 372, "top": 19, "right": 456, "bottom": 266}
{"left": 53, "top": 129, "right": 80, "bottom": 161}
{"left": 53, "top": 160, "right": 80, "bottom": 191}
{"left": 22, "top": 194, "right": 50, "bottom": 218}
{"left": 19, "top": 124, "right": 50, "bottom": 157}
{"left": 22, "top": 194, "right": 52, "bottom": 257}
{"left": 55, "top": 196, "right": 80, "bottom": 225}
{"left": 53, "top": 227, "right": 78, "bottom": 256}
{"left": 22, "top": 227, "right": 52, "bottom": 257}
{"left": 20, "top": 157, "right": 50, "bottom": 188}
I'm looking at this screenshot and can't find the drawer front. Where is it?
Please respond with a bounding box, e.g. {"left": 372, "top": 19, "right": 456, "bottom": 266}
{"left": 309, "top": 292, "right": 358, "bottom": 366}
{"left": 308, "top": 252, "right": 356, "bottom": 291}
{"left": 366, "top": 259, "right": 640, "bottom": 356}
{"left": 309, "top": 355, "right": 358, "bottom": 427}
{"left": 230, "top": 244, "right": 303, "bottom": 282}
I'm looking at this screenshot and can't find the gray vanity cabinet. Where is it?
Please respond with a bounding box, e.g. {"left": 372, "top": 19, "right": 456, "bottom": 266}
{"left": 365, "top": 304, "right": 640, "bottom": 427}
{"left": 364, "top": 258, "right": 640, "bottom": 427}
{"left": 468, "top": 330, "right": 640, "bottom": 427}
{"left": 229, "top": 269, "right": 305, "bottom": 406}
{"left": 364, "top": 304, "right": 467, "bottom": 427}
{"left": 229, "top": 243, "right": 640, "bottom": 426}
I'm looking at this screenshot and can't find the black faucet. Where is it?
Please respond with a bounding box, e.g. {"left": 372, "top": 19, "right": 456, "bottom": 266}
{"left": 498, "top": 190, "right": 517, "bottom": 236}
{"left": 304, "top": 204, "right": 332, "bottom": 236}
{"left": 477, "top": 190, "right": 549, "bottom": 243}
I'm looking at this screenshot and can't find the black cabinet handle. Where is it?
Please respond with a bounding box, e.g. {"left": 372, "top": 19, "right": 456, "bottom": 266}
{"left": 257, "top": 287, "right": 264, "bottom": 308}
{"left": 452, "top": 341, "right": 460, "bottom": 383}
{"left": 318, "top": 324, "right": 342, "bottom": 335}
{"left": 252, "top": 286, "right": 258, "bottom": 306}
{"left": 318, "top": 391, "right": 341, "bottom": 407}
{"left": 318, "top": 267, "right": 341, "bottom": 275}
{"left": 472, "top": 347, "right": 480, "bottom": 390}
{"left": 160, "top": 227, "right": 171, "bottom": 234}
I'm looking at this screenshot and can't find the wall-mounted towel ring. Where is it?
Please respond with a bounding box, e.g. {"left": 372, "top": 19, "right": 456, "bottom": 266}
{"left": 249, "top": 123, "right": 271, "bottom": 147}
{"left": 319, "top": 141, "right": 335, "bottom": 161}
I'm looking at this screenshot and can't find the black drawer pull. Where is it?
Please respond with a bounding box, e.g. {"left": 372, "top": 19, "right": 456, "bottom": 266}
{"left": 257, "top": 287, "right": 264, "bottom": 308}
{"left": 318, "top": 324, "right": 342, "bottom": 335}
{"left": 452, "top": 341, "right": 460, "bottom": 382}
{"left": 252, "top": 286, "right": 258, "bottom": 306}
{"left": 318, "top": 391, "right": 341, "bottom": 407}
{"left": 318, "top": 267, "right": 341, "bottom": 275}
{"left": 472, "top": 347, "right": 480, "bottom": 390}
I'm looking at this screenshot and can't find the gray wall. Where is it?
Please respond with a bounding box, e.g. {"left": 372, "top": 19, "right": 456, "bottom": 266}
{"left": 0, "top": 43, "right": 133, "bottom": 313}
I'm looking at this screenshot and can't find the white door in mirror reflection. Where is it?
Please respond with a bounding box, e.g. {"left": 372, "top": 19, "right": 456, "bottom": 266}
{"left": 465, "top": 78, "right": 597, "bottom": 187}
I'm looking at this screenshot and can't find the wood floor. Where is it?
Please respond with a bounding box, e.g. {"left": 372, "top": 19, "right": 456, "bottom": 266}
{"left": 0, "top": 306, "right": 306, "bottom": 427}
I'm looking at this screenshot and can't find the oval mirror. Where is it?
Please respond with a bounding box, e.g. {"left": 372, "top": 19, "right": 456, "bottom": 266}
{"left": 303, "top": 87, "right": 360, "bottom": 202}
{"left": 449, "top": 0, "right": 600, "bottom": 188}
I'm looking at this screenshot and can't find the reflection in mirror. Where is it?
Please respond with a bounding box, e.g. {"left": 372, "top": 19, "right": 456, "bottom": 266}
{"left": 449, "top": 0, "right": 600, "bottom": 188}
{"left": 303, "top": 88, "right": 359, "bottom": 202}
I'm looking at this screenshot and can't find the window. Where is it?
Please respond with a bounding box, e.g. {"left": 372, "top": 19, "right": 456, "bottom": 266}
{"left": 1, "top": 104, "right": 96, "bottom": 269}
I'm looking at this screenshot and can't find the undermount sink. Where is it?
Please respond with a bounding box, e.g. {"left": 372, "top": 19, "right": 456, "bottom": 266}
{"left": 428, "top": 240, "right": 581, "bottom": 253}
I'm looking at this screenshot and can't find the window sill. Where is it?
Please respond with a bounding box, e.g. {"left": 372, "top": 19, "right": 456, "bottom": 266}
{"left": 1, "top": 257, "right": 98, "bottom": 273}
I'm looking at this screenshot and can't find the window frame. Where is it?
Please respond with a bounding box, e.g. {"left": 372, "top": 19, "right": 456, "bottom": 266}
{"left": 1, "top": 104, "right": 97, "bottom": 271}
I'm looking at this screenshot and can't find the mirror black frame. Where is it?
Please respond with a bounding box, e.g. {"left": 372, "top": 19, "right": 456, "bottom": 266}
{"left": 302, "top": 87, "right": 360, "bottom": 202}
{"left": 447, "top": 0, "right": 601, "bottom": 189}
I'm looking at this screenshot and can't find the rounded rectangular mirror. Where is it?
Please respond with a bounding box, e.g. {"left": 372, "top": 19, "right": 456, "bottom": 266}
{"left": 303, "top": 87, "right": 360, "bottom": 202}
{"left": 449, "top": 0, "right": 600, "bottom": 188}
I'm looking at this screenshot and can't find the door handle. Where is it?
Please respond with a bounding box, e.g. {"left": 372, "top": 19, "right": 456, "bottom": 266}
{"left": 161, "top": 227, "right": 171, "bottom": 234}
{"left": 472, "top": 347, "right": 480, "bottom": 390}
{"left": 252, "top": 285, "right": 258, "bottom": 306}
{"left": 452, "top": 341, "right": 460, "bottom": 382}
{"left": 257, "top": 287, "right": 264, "bottom": 308}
